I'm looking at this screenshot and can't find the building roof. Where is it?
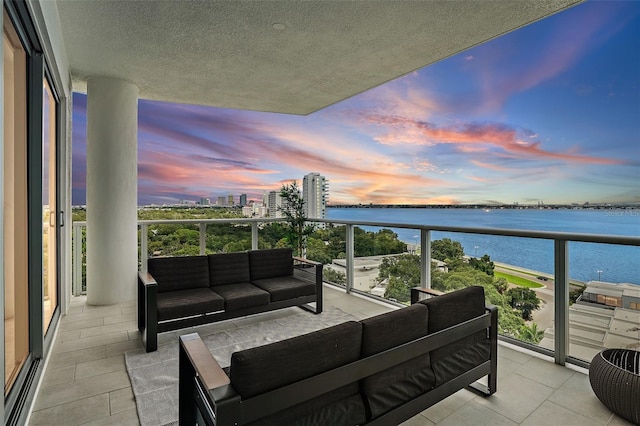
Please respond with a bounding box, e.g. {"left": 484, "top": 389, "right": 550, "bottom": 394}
{"left": 55, "top": 0, "right": 581, "bottom": 114}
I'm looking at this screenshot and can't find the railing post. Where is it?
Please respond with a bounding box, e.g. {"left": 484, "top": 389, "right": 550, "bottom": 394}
{"left": 420, "top": 229, "right": 431, "bottom": 289}
{"left": 199, "top": 223, "right": 207, "bottom": 255}
{"left": 251, "top": 222, "right": 259, "bottom": 250}
{"left": 73, "top": 223, "right": 82, "bottom": 296}
{"left": 346, "top": 224, "right": 354, "bottom": 293}
{"left": 140, "top": 224, "right": 148, "bottom": 272}
{"left": 554, "top": 239, "right": 569, "bottom": 366}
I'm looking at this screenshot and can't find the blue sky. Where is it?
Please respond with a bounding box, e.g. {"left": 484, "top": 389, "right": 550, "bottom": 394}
{"left": 72, "top": 1, "right": 640, "bottom": 206}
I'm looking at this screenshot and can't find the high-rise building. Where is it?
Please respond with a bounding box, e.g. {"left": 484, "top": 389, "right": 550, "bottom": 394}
{"left": 302, "top": 172, "right": 328, "bottom": 224}
{"left": 267, "top": 191, "right": 283, "bottom": 218}
{"left": 239, "top": 194, "right": 247, "bottom": 207}
{"left": 228, "top": 194, "right": 234, "bottom": 206}
{"left": 217, "top": 196, "right": 227, "bottom": 206}
{"left": 199, "top": 197, "right": 210, "bottom": 205}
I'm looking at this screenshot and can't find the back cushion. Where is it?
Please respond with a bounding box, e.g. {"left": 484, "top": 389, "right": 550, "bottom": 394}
{"left": 148, "top": 255, "right": 209, "bottom": 293}
{"left": 249, "top": 248, "right": 293, "bottom": 280}
{"left": 420, "top": 285, "right": 490, "bottom": 385}
{"left": 360, "top": 303, "right": 435, "bottom": 419}
{"left": 208, "top": 252, "right": 250, "bottom": 286}
{"left": 230, "top": 320, "right": 362, "bottom": 399}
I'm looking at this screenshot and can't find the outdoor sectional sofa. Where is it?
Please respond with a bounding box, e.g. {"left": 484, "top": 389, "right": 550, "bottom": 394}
{"left": 178, "top": 285, "right": 498, "bottom": 426}
{"left": 138, "top": 248, "right": 323, "bottom": 352}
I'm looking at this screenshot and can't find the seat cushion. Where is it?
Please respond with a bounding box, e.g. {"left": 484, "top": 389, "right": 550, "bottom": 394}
{"left": 360, "top": 303, "right": 435, "bottom": 419}
{"left": 231, "top": 321, "right": 366, "bottom": 426}
{"left": 208, "top": 252, "right": 251, "bottom": 286}
{"left": 156, "top": 288, "right": 224, "bottom": 321}
{"left": 249, "top": 248, "right": 293, "bottom": 280}
{"left": 419, "top": 285, "right": 490, "bottom": 386}
{"left": 213, "top": 283, "right": 270, "bottom": 311}
{"left": 148, "top": 255, "right": 209, "bottom": 293}
{"left": 251, "top": 276, "right": 316, "bottom": 302}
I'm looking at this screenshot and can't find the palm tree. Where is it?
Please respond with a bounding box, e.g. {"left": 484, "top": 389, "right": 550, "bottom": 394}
{"left": 519, "top": 322, "right": 545, "bottom": 344}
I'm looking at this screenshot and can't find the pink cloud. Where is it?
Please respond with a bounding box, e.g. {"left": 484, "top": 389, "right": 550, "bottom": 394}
{"left": 364, "top": 114, "right": 625, "bottom": 165}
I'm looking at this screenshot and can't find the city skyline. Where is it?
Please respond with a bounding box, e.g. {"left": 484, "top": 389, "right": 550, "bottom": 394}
{"left": 72, "top": 1, "right": 640, "bottom": 206}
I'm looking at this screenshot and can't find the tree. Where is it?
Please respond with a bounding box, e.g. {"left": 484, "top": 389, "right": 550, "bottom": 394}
{"left": 323, "top": 268, "right": 346, "bottom": 285}
{"left": 431, "top": 238, "right": 465, "bottom": 270}
{"left": 519, "top": 322, "right": 545, "bottom": 344}
{"left": 469, "top": 254, "right": 495, "bottom": 276}
{"left": 506, "top": 288, "right": 541, "bottom": 320}
{"left": 376, "top": 254, "right": 421, "bottom": 303}
{"left": 492, "top": 277, "right": 508, "bottom": 294}
{"left": 279, "top": 181, "right": 314, "bottom": 257}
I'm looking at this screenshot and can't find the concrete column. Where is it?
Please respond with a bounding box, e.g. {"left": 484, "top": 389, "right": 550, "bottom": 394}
{"left": 86, "top": 77, "right": 138, "bottom": 305}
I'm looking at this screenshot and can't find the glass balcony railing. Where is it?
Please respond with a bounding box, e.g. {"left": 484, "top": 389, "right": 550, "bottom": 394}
{"left": 72, "top": 216, "right": 640, "bottom": 367}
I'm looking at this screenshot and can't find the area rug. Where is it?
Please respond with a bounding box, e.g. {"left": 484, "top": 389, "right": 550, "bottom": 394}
{"left": 124, "top": 307, "right": 357, "bottom": 426}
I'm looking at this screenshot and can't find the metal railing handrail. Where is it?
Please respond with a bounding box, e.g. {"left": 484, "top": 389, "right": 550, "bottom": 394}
{"left": 72, "top": 218, "right": 640, "bottom": 246}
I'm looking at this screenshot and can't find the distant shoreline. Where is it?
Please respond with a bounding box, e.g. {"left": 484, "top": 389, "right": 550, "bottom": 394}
{"left": 328, "top": 204, "right": 640, "bottom": 210}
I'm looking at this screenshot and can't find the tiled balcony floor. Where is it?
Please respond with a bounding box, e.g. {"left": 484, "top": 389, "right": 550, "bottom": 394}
{"left": 28, "top": 285, "right": 632, "bottom": 426}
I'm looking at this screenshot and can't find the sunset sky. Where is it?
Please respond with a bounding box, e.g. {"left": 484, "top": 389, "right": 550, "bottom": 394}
{"left": 72, "top": 0, "right": 640, "bottom": 206}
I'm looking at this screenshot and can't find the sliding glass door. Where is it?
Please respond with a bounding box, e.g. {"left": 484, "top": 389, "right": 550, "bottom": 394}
{"left": 3, "top": 7, "right": 30, "bottom": 396}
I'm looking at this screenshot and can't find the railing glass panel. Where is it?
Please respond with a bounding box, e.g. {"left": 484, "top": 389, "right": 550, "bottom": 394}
{"left": 70, "top": 215, "right": 640, "bottom": 368}
{"left": 310, "top": 222, "right": 347, "bottom": 288}
{"left": 566, "top": 241, "right": 640, "bottom": 363}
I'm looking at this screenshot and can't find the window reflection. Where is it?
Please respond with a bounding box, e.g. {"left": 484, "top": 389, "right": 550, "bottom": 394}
{"left": 3, "top": 9, "right": 30, "bottom": 395}
{"left": 43, "top": 78, "right": 58, "bottom": 333}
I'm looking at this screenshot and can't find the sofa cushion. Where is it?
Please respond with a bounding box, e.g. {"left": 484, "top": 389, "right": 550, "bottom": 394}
{"left": 360, "top": 303, "right": 435, "bottom": 419}
{"left": 156, "top": 288, "right": 224, "bottom": 321}
{"left": 248, "top": 248, "right": 293, "bottom": 280}
{"left": 148, "top": 255, "right": 209, "bottom": 293}
{"left": 230, "top": 321, "right": 363, "bottom": 398}
{"left": 213, "top": 283, "right": 270, "bottom": 311}
{"left": 251, "top": 276, "right": 316, "bottom": 302}
{"left": 420, "top": 285, "right": 490, "bottom": 386}
{"left": 208, "top": 252, "right": 251, "bottom": 286}
{"left": 231, "top": 321, "right": 366, "bottom": 426}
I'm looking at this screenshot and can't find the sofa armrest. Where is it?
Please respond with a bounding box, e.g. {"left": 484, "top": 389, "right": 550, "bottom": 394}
{"left": 179, "top": 333, "right": 240, "bottom": 426}
{"left": 138, "top": 271, "right": 158, "bottom": 352}
{"left": 410, "top": 286, "right": 445, "bottom": 304}
{"left": 293, "top": 257, "right": 323, "bottom": 314}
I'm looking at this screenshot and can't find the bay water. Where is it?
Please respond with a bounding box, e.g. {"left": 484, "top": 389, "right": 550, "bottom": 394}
{"left": 326, "top": 208, "right": 640, "bottom": 285}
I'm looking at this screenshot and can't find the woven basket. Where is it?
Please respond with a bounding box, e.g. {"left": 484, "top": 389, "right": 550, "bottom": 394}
{"left": 589, "top": 349, "right": 640, "bottom": 425}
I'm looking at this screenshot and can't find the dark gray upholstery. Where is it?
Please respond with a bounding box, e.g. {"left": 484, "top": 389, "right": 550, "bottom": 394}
{"left": 231, "top": 320, "right": 363, "bottom": 397}
{"left": 420, "top": 285, "right": 490, "bottom": 386}
{"left": 251, "top": 276, "right": 316, "bottom": 302}
{"left": 212, "top": 283, "right": 270, "bottom": 311}
{"left": 156, "top": 288, "right": 224, "bottom": 321}
{"left": 148, "top": 255, "right": 209, "bottom": 293}
{"left": 247, "top": 393, "right": 366, "bottom": 426}
{"left": 360, "top": 303, "right": 435, "bottom": 418}
{"left": 230, "top": 321, "right": 366, "bottom": 426}
{"left": 249, "top": 248, "right": 294, "bottom": 280}
{"left": 178, "top": 285, "right": 497, "bottom": 426}
{"left": 208, "top": 252, "right": 251, "bottom": 286}
{"left": 140, "top": 249, "right": 322, "bottom": 353}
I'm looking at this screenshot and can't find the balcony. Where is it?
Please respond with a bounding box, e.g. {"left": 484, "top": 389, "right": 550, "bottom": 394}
{"left": 29, "top": 216, "right": 638, "bottom": 425}
{"left": 29, "top": 285, "right": 631, "bottom": 425}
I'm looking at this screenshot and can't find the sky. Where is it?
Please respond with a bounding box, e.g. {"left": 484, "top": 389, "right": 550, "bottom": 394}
{"left": 72, "top": 1, "right": 640, "bottom": 206}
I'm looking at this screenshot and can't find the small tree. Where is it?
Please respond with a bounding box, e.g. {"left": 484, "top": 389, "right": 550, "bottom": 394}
{"left": 279, "top": 181, "right": 314, "bottom": 257}
{"left": 506, "top": 287, "right": 541, "bottom": 320}
{"left": 469, "top": 254, "right": 495, "bottom": 276}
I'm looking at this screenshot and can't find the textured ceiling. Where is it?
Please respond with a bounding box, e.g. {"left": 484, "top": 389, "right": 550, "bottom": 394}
{"left": 56, "top": 0, "right": 581, "bottom": 115}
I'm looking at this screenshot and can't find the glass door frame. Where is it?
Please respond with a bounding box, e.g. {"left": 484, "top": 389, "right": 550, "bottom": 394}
{"left": 3, "top": 0, "right": 62, "bottom": 423}
{"left": 42, "top": 67, "right": 61, "bottom": 347}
